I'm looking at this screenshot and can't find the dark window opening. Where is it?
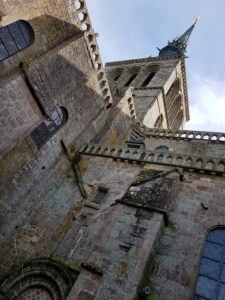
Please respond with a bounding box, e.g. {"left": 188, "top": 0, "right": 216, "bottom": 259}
{"left": 156, "top": 154, "right": 164, "bottom": 163}
{"left": 114, "top": 74, "right": 121, "bottom": 81}
{"left": 92, "top": 188, "right": 108, "bottom": 204}
{"left": 155, "top": 145, "right": 169, "bottom": 153}
{"left": 0, "top": 20, "right": 34, "bottom": 62}
{"left": 126, "top": 141, "right": 145, "bottom": 149}
{"left": 110, "top": 68, "right": 124, "bottom": 81}
{"left": 195, "top": 228, "right": 225, "bottom": 300}
{"left": 142, "top": 72, "right": 156, "bottom": 87}
{"left": 124, "top": 74, "right": 138, "bottom": 87}
{"left": 31, "top": 106, "right": 68, "bottom": 150}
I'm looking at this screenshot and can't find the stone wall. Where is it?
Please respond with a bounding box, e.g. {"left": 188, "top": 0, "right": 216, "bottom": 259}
{"left": 0, "top": 35, "right": 132, "bottom": 233}
{"left": 0, "top": 0, "right": 80, "bottom": 75}
{"left": 0, "top": 150, "right": 181, "bottom": 299}
{"left": 0, "top": 71, "right": 43, "bottom": 157}
{"left": 55, "top": 156, "right": 179, "bottom": 299}
{"left": 147, "top": 171, "right": 225, "bottom": 300}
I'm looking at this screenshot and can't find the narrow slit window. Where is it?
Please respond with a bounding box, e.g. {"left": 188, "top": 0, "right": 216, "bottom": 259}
{"left": 126, "top": 141, "right": 145, "bottom": 149}
{"left": 0, "top": 20, "right": 34, "bottom": 62}
{"left": 92, "top": 188, "right": 108, "bottom": 204}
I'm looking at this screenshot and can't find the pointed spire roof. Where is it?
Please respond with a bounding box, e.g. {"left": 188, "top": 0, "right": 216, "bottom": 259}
{"left": 158, "top": 17, "right": 200, "bottom": 57}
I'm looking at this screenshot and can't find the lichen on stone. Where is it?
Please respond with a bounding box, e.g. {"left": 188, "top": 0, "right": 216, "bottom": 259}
{"left": 118, "top": 260, "right": 128, "bottom": 283}
{"left": 133, "top": 169, "right": 163, "bottom": 185}
{"left": 84, "top": 200, "right": 101, "bottom": 210}
{"left": 122, "top": 177, "right": 173, "bottom": 210}
{"left": 82, "top": 261, "right": 103, "bottom": 276}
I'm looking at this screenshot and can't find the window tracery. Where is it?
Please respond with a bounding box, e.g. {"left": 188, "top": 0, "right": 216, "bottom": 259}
{"left": 195, "top": 228, "right": 225, "bottom": 300}
{"left": 31, "top": 106, "right": 68, "bottom": 150}
{"left": 0, "top": 20, "right": 34, "bottom": 61}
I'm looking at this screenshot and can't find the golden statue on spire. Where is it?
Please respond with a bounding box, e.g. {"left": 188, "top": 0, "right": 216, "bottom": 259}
{"left": 195, "top": 16, "right": 201, "bottom": 24}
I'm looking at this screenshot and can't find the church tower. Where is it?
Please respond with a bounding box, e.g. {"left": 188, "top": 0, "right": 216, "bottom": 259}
{"left": 105, "top": 20, "right": 198, "bottom": 130}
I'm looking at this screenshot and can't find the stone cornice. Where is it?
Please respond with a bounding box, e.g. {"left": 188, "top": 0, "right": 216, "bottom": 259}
{"left": 105, "top": 55, "right": 181, "bottom": 67}
{"left": 180, "top": 56, "right": 190, "bottom": 121}
{"left": 79, "top": 144, "right": 225, "bottom": 175}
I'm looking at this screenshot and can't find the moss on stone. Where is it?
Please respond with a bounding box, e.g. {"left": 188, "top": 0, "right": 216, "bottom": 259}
{"left": 84, "top": 200, "right": 101, "bottom": 210}
{"left": 73, "top": 200, "right": 84, "bottom": 214}
{"left": 108, "top": 130, "right": 119, "bottom": 146}
{"left": 168, "top": 220, "right": 177, "bottom": 231}
{"left": 50, "top": 256, "right": 81, "bottom": 273}
{"left": 118, "top": 260, "right": 128, "bottom": 283}
{"left": 57, "top": 201, "right": 83, "bottom": 238}
{"left": 78, "top": 157, "right": 87, "bottom": 174}
{"left": 133, "top": 169, "right": 163, "bottom": 185}
{"left": 82, "top": 262, "right": 103, "bottom": 276}
{"left": 146, "top": 293, "right": 160, "bottom": 300}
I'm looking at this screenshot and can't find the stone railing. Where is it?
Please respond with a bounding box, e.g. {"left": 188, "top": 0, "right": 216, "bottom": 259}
{"left": 79, "top": 144, "right": 225, "bottom": 174}
{"left": 72, "top": 0, "right": 113, "bottom": 105}
{"left": 140, "top": 127, "right": 225, "bottom": 143}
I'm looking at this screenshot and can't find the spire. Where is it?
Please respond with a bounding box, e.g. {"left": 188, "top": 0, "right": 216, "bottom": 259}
{"left": 158, "top": 17, "right": 200, "bottom": 57}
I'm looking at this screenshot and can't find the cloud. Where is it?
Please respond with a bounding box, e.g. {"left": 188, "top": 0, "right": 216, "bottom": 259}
{"left": 186, "top": 74, "right": 225, "bottom": 132}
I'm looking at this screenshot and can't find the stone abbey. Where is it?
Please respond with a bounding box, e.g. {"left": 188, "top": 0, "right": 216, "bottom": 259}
{"left": 0, "top": 1, "right": 225, "bottom": 299}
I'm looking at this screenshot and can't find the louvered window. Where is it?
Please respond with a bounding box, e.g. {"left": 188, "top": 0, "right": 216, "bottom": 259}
{"left": 92, "top": 188, "right": 107, "bottom": 204}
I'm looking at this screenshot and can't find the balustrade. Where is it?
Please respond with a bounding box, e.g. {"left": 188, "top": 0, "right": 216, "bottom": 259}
{"left": 143, "top": 128, "right": 225, "bottom": 143}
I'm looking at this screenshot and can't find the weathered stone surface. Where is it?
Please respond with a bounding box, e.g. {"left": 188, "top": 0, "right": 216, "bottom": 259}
{"left": 1, "top": 0, "right": 225, "bottom": 299}
{"left": 121, "top": 169, "right": 180, "bottom": 212}
{"left": 141, "top": 173, "right": 225, "bottom": 300}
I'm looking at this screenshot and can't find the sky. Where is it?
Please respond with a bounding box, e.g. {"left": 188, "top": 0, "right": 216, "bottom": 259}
{"left": 86, "top": 0, "right": 225, "bottom": 133}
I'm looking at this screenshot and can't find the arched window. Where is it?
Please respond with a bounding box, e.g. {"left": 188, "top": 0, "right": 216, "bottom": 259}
{"left": 0, "top": 20, "right": 34, "bottom": 62}
{"left": 155, "top": 145, "right": 169, "bottom": 153}
{"left": 0, "top": 259, "right": 77, "bottom": 299}
{"left": 31, "top": 106, "right": 68, "bottom": 150}
{"left": 154, "top": 114, "right": 163, "bottom": 128}
{"left": 165, "top": 79, "right": 180, "bottom": 116}
{"left": 172, "top": 110, "right": 183, "bottom": 130}
{"left": 110, "top": 68, "right": 124, "bottom": 81}
{"left": 141, "top": 65, "right": 160, "bottom": 87}
{"left": 168, "top": 95, "right": 182, "bottom": 124}
{"left": 195, "top": 227, "right": 225, "bottom": 300}
{"left": 124, "top": 73, "right": 138, "bottom": 87}
{"left": 142, "top": 72, "right": 156, "bottom": 87}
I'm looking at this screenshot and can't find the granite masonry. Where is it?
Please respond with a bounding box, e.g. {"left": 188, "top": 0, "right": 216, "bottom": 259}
{"left": 0, "top": 1, "right": 225, "bottom": 300}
